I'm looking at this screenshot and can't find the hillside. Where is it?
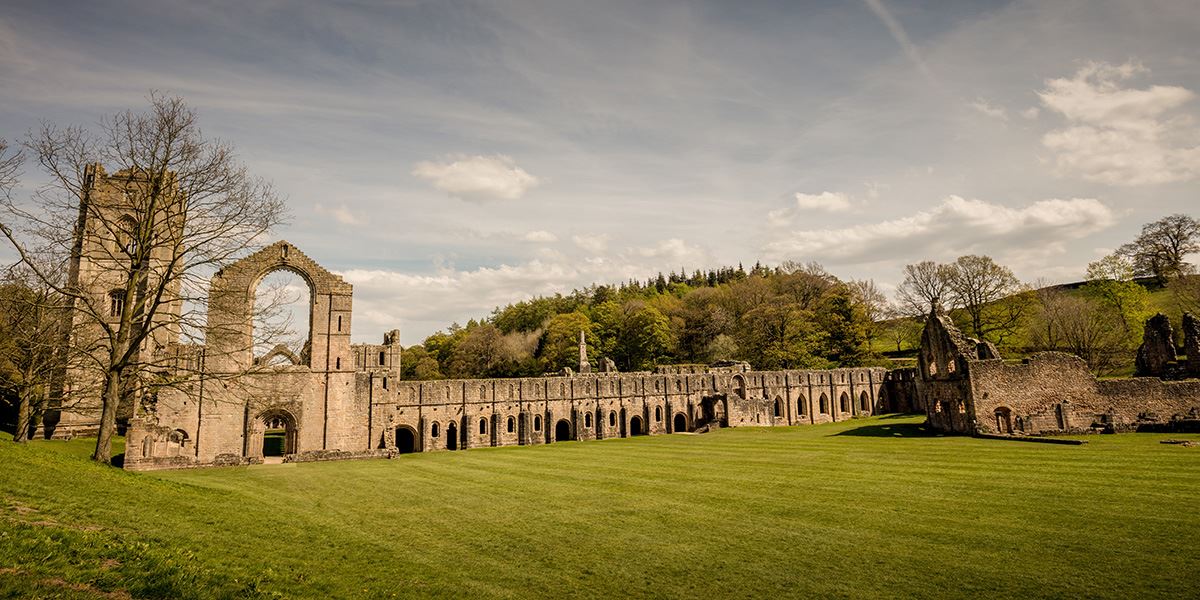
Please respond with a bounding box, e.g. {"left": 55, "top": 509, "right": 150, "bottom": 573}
{"left": 2, "top": 417, "right": 1200, "bottom": 598}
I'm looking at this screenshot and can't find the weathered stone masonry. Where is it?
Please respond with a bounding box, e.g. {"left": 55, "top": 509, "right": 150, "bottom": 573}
{"left": 123, "top": 241, "right": 900, "bottom": 471}
{"left": 917, "top": 305, "right": 1200, "bottom": 436}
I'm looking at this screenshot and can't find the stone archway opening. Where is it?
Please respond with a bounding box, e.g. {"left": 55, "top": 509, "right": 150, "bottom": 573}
{"left": 673, "top": 413, "right": 686, "bottom": 432}
{"left": 253, "top": 267, "right": 314, "bottom": 366}
{"left": 395, "top": 426, "right": 417, "bottom": 454}
{"left": 257, "top": 410, "right": 297, "bottom": 462}
{"left": 859, "top": 391, "right": 870, "bottom": 412}
{"left": 446, "top": 422, "right": 458, "bottom": 451}
{"left": 630, "top": 415, "right": 645, "bottom": 436}
{"left": 554, "top": 419, "right": 571, "bottom": 442}
{"left": 994, "top": 406, "right": 1013, "bottom": 434}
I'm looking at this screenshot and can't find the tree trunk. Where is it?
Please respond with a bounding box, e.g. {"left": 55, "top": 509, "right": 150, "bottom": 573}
{"left": 13, "top": 391, "right": 31, "bottom": 443}
{"left": 92, "top": 368, "right": 122, "bottom": 464}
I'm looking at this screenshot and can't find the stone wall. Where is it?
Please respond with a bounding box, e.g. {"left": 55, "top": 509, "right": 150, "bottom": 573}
{"left": 123, "top": 239, "right": 911, "bottom": 471}
{"left": 917, "top": 308, "right": 1200, "bottom": 437}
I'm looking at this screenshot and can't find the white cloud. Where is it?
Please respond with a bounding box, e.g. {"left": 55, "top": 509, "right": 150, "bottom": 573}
{"left": 313, "top": 203, "right": 363, "bottom": 225}
{"left": 572, "top": 233, "right": 611, "bottom": 253}
{"left": 521, "top": 230, "right": 558, "bottom": 243}
{"left": 768, "top": 191, "right": 855, "bottom": 227}
{"left": 969, "top": 97, "right": 1008, "bottom": 120}
{"left": 412, "top": 154, "right": 541, "bottom": 201}
{"left": 339, "top": 238, "right": 712, "bottom": 343}
{"left": 1020, "top": 107, "right": 1040, "bottom": 120}
{"left": 762, "top": 195, "right": 1115, "bottom": 264}
{"left": 1038, "top": 61, "right": 1200, "bottom": 185}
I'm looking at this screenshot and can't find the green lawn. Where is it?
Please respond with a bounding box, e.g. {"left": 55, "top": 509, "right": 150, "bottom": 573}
{"left": 2, "top": 415, "right": 1199, "bottom": 599}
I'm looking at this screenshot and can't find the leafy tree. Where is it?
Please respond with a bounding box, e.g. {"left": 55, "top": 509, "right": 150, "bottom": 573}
{"left": 1117, "top": 214, "right": 1200, "bottom": 283}
{"left": 819, "top": 289, "right": 871, "bottom": 366}
{"left": 538, "top": 311, "right": 593, "bottom": 372}
{"left": 0, "top": 271, "right": 64, "bottom": 441}
{"left": 1083, "top": 254, "right": 1151, "bottom": 334}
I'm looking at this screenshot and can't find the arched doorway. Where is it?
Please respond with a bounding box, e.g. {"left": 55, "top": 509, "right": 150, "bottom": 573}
{"left": 395, "top": 426, "right": 416, "bottom": 454}
{"left": 673, "top": 413, "right": 686, "bottom": 432}
{"left": 839, "top": 392, "right": 850, "bottom": 413}
{"left": 257, "top": 410, "right": 297, "bottom": 460}
{"left": 859, "top": 391, "right": 870, "bottom": 412}
{"left": 555, "top": 419, "right": 571, "bottom": 442}
{"left": 630, "top": 415, "right": 645, "bottom": 436}
{"left": 994, "top": 407, "right": 1013, "bottom": 434}
{"left": 446, "top": 422, "right": 458, "bottom": 450}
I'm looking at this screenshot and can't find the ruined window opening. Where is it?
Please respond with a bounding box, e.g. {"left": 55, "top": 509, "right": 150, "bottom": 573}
{"left": 109, "top": 290, "right": 124, "bottom": 317}
{"left": 773, "top": 399, "right": 782, "bottom": 417}
{"left": 507, "top": 416, "right": 515, "bottom": 433}
{"left": 382, "top": 377, "right": 388, "bottom": 389}
{"left": 585, "top": 413, "right": 592, "bottom": 428}
{"left": 534, "top": 415, "right": 542, "bottom": 431}
{"left": 732, "top": 375, "right": 747, "bottom": 400}
{"left": 253, "top": 268, "right": 312, "bottom": 365}
{"left": 927, "top": 359, "right": 938, "bottom": 377}
{"left": 797, "top": 395, "right": 807, "bottom": 415}
{"left": 655, "top": 406, "right": 662, "bottom": 422}
{"left": 336, "top": 357, "right": 341, "bottom": 369}
{"left": 819, "top": 394, "right": 829, "bottom": 414}
{"left": 839, "top": 393, "right": 850, "bottom": 413}
{"left": 379, "top": 351, "right": 386, "bottom": 366}
{"left": 609, "top": 412, "right": 616, "bottom": 427}
{"left": 337, "top": 315, "right": 342, "bottom": 331}
{"left": 946, "top": 360, "right": 956, "bottom": 374}
{"left": 860, "top": 391, "right": 869, "bottom": 412}
{"left": 479, "top": 418, "right": 487, "bottom": 435}
{"left": 431, "top": 422, "right": 440, "bottom": 437}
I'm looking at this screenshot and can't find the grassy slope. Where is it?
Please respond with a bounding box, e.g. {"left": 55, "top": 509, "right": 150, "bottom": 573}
{"left": 2, "top": 416, "right": 1199, "bottom": 599}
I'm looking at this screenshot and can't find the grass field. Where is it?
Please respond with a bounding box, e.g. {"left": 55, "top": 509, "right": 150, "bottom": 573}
{"left": 2, "top": 415, "right": 1199, "bottom": 599}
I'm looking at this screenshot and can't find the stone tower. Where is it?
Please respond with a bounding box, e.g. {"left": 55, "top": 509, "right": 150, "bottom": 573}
{"left": 578, "top": 330, "right": 591, "bottom": 374}
{"left": 43, "top": 164, "right": 185, "bottom": 438}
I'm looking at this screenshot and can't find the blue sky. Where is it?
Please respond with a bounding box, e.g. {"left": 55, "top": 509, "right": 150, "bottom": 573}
{"left": 2, "top": 0, "right": 1198, "bottom": 344}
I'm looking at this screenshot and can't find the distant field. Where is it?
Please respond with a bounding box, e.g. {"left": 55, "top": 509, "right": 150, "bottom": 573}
{"left": 2, "top": 415, "right": 1199, "bottom": 598}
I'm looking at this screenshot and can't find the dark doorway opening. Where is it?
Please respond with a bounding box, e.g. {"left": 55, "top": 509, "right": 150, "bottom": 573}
{"left": 396, "top": 427, "right": 416, "bottom": 454}
{"left": 673, "top": 413, "right": 686, "bottom": 432}
{"left": 630, "top": 415, "right": 645, "bottom": 436}
{"left": 555, "top": 419, "right": 571, "bottom": 442}
{"left": 446, "top": 422, "right": 458, "bottom": 450}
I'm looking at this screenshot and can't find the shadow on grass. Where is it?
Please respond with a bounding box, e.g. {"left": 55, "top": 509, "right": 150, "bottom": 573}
{"left": 832, "top": 422, "right": 938, "bottom": 438}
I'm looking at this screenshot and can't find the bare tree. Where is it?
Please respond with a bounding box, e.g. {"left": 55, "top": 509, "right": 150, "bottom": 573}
{"left": 944, "top": 255, "right": 1028, "bottom": 342}
{"left": 895, "top": 260, "right": 953, "bottom": 317}
{"left": 0, "top": 94, "right": 287, "bottom": 464}
{"left": 848, "top": 279, "right": 888, "bottom": 349}
{"left": 1117, "top": 214, "right": 1200, "bottom": 283}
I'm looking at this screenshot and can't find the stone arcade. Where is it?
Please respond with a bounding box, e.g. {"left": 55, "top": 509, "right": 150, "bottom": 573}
{"left": 120, "top": 240, "right": 903, "bottom": 470}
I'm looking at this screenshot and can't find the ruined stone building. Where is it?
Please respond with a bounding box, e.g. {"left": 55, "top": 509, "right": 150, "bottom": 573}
{"left": 915, "top": 305, "right": 1200, "bottom": 436}
{"left": 115, "top": 240, "right": 902, "bottom": 470}
{"left": 43, "top": 164, "right": 186, "bottom": 438}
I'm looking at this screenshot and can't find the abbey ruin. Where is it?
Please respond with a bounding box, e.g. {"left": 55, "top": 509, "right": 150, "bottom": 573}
{"left": 40, "top": 165, "right": 1200, "bottom": 470}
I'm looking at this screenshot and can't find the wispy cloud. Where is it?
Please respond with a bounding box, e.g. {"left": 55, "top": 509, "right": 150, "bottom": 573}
{"left": 862, "top": 0, "right": 936, "bottom": 84}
